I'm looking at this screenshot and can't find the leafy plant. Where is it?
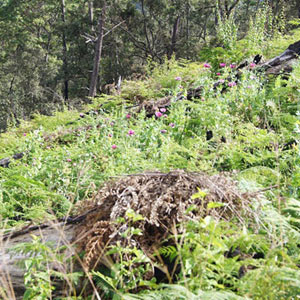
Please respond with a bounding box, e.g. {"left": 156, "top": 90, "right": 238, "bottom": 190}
{"left": 11, "top": 235, "right": 83, "bottom": 300}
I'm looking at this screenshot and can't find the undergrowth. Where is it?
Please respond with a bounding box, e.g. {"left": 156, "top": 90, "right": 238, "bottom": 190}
{"left": 1, "top": 34, "right": 300, "bottom": 299}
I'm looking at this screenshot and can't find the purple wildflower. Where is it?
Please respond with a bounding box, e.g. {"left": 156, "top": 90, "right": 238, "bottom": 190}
{"left": 169, "top": 123, "right": 175, "bottom": 128}
{"left": 160, "top": 129, "right": 167, "bottom": 134}
{"left": 79, "top": 113, "right": 84, "bottom": 118}
{"left": 203, "top": 63, "right": 211, "bottom": 68}
{"left": 155, "top": 111, "right": 163, "bottom": 118}
{"left": 219, "top": 79, "right": 225, "bottom": 83}
{"left": 250, "top": 63, "right": 256, "bottom": 68}
{"left": 228, "top": 82, "right": 237, "bottom": 87}
{"left": 126, "top": 114, "right": 131, "bottom": 119}
{"left": 128, "top": 129, "right": 135, "bottom": 136}
{"left": 175, "top": 76, "right": 182, "bottom": 81}
{"left": 230, "top": 64, "right": 236, "bottom": 69}
{"left": 220, "top": 63, "right": 226, "bottom": 67}
{"left": 216, "top": 72, "right": 221, "bottom": 76}
{"left": 23, "top": 133, "right": 27, "bottom": 136}
{"left": 160, "top": 108, "right": 167, "bottom": 113}
{"left": 67, "top": 158, "right": 72, "bottom": 162}
{"left": 112, "top": 144, "right": 117, "bottom": 149}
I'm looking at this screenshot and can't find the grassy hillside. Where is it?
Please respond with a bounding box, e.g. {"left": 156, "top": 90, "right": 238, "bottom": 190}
{"left": 1, "top": 50, "right": 300, "bottom": 298}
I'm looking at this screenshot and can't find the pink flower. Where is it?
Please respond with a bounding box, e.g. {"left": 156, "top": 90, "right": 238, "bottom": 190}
{"left": 216, "top": 72, "right": 221, "bottom": 76}
{"left": 126, "top": 114, "right": 131, "bottom": 119}
{"left": 219, "top": 79, "right": 225, "bottom": 83}
{"left": 155, "top": 111, "right": 163, "bottom": 118}
{"left": 230, "top": 64, "right": 236, "bottom": 69}
{"left": 228, "top": 82, "right": 237, "bottom": 87}
{"left": 250, "top": 63, "right": 256, "bottom": 68}
{"left": 163, "top": 114, "right": 168, "bottom": 118}
{"left": 128, "top": 129, "right": 135, "bottom": 136}
{"left": 169, "top": 123, "right": 175, "bottom": 128}
{"left": 160, "top": 108, "right": 166, "bottom": 113}
{"left": 23, "top": 133, "right": 27, "bottom": 136}
{"left": 247, "top": 85, "right": 252, "bottom": 89}
{"left": 203, "top": 63, "right": 211, "bottom": 68}
{"left": 220, "top": 63, "right": 226, "bottom": 67}
{"left": 79, "top": 113, "right": 84, "bottom": 118}
{"left": 160, "top": 129, "right": 167, "bottom": 134}
{"left": 112, "top": 144, "right": 117, "bottom": 149}
{"left": 67, "top": 158, "right": 72, "bottom": 162}
{"left": 110, "top": 121, "right": 115, "bottom": 126}
{"left": 108, "top": 133, "right": 113, "bottom": 137}
{"left": 175, "top": 76, "right": 182, "bottom": 81}
{"left": 201, "top": 97, "right": 205, "bottom": 101}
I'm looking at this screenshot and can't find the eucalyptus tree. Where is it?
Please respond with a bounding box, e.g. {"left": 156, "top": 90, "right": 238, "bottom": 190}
{"left": 0, "top": 0, "right": 299, "bottom": 130}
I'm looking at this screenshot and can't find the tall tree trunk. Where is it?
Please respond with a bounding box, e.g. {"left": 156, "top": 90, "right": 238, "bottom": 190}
{"left": 186, "top": 3, "right": 190, "bottom": 59}
{"left": 88, "top": 1, "right": 94, "bottom": 31}
{"left": 61, "top": 0, "right": 69, "bottom": 101}
{"left": 141, "top": 0, "right": 153, "bottom": 58}
{"left": 168, "top": 16, "right": 180, "bottom": 59}
{"left": 88, "top": 3, "right": 106, "bottom": 98}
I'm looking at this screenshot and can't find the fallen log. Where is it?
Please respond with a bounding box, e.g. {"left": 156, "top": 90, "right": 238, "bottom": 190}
{"left": 138, "top": 39, "right": 300, "bottom": 116}
{"left": 258, "top": 40, "right": 300, "bottom": 75}
{"left": 0, "top": 211, "right": 96, "bottom": 300}
{"left": 0, "top": 153, "right": 24, "bottom": 168}
{"left": 0, "top": 223, "right": 77, "bottom": 299}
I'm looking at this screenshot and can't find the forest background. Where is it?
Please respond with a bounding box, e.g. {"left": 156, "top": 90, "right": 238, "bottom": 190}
{"left": 0, "top": 0, "right": 299, "bottom": 130}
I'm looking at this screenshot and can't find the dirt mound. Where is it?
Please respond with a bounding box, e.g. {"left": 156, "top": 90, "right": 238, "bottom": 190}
{"left": 75, "top": 170, "right": 256, "bottom": 270}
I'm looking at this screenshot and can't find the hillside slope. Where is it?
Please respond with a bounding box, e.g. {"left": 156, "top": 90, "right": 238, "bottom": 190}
{"left": 1, "top": 50, "right": 300, "bottom": 299}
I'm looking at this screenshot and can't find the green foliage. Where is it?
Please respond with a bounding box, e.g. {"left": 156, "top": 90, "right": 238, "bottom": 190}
{"left": 1, "top": 34, "right": 300, "bottom": 299}
{"left": 93, "top": 245, "right": 152, "bottom": 297}
{"left": 199, "top": 5, "right": 299, "bottom": 67}
{"left": 123, "top": 284, "right": 246, "bottom": 300}
{"left": 216, "top": 9, "right": 238, "bottom": 50}
{"left": 247, "top": 5, "right": 270, "bottom": 52}
{"left": 93, "top": 212, "right": 153, "bottom": 298}
{"left": 239, "top": 266, "right": 300, "bottom": 299}
{"left": 11, "top": 235, "right": 83, "bottom": 299}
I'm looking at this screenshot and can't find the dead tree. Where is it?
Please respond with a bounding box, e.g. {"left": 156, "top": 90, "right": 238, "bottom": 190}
{"left": 88, "top": 2, "right": 106, "bottom": 98}
{"left": 0, "top": 222, "right": 77, "bottom": 300}
{"left": 61, "top": 0, "right": 69, "bottom": 102}
{"left": 258, "top": 40, "right": 300, "bottom": 75}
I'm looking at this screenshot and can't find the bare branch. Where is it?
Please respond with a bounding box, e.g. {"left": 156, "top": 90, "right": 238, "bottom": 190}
{"left": 103, "top": 20, "right": 126, "bottom": 37}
